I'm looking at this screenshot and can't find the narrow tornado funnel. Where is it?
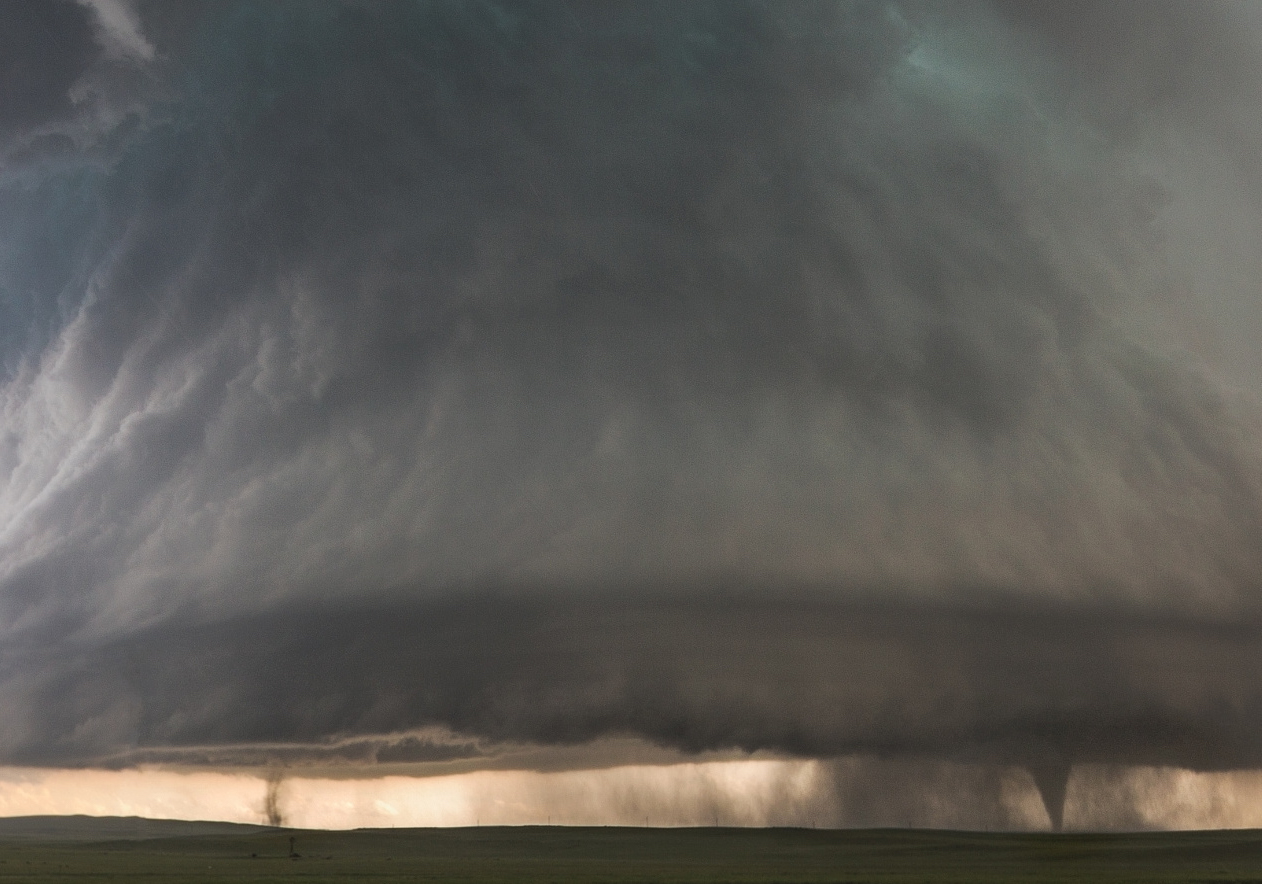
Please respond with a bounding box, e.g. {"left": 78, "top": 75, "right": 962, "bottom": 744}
{"left": 1027, "top": 761, "right": 1071, "bottom": 831}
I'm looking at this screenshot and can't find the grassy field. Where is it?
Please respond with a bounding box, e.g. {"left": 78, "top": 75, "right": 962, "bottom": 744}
{"left": 1, "top": 824, "right": 1262, "bottom": 883}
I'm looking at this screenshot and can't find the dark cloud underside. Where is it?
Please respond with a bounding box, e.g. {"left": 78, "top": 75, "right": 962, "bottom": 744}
{"left": 3, "top": 594, "right": 1261, "bottom": 774}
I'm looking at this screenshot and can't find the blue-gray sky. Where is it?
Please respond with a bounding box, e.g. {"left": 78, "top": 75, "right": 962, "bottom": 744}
{"left": 3, "top": 0, "right": 1262, "bottom": 829}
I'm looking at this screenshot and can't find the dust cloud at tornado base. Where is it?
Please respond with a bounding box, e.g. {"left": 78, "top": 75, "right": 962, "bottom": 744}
{"left": 3, "top": 1, "right": 1262, "bottom": 829}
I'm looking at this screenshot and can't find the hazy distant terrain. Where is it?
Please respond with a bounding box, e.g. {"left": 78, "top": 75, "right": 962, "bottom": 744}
{"left": 0, "top": 815, "right": 270, "bottom": 841}
{"left": 1, "top": 820, "right": 1262, "bottom": 882}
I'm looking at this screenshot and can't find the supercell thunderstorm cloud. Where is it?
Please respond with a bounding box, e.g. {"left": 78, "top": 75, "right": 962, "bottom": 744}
{"left": 3, "top": 0, "right": 1262, "bottom": 830}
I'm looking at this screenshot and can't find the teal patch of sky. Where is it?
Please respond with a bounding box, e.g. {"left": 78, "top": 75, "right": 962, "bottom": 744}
{"left": 901, "top": 25, "right": 1104, "bottom": 175}
{"left": 902, "top": 25, "right": 1054, "bottom": 126}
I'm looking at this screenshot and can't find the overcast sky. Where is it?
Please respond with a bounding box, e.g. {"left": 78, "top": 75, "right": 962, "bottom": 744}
{"left": 3, "top": 0, "right": 1262, "bottom": 830}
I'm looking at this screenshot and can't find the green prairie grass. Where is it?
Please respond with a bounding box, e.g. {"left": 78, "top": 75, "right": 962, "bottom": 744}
{"left": 1, "top": 825, "right": 1261, "bottom": 883}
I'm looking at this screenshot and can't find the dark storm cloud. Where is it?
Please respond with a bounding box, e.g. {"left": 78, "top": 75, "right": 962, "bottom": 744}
{"left": 992, "top": 1, "right": 1253, "bottom": 127}
{"left": 2, "top": 0, "right": 1262, "bottom": 825}
{"left": 0, "top": 1, "right": 96, "bottom": 138}
{"left": 3, "top": 594, "right": 1262, "bottom": 778}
